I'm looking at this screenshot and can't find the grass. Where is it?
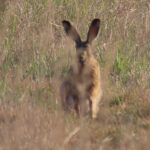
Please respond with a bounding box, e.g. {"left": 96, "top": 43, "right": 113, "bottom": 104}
{"left": 0, "top": 0, "right": 150, "bottom": 150}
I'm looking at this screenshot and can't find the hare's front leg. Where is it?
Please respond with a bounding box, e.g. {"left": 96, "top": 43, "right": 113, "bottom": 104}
{"left": 88, "top": 98, "right": 92, "bottom": 117}
{"left": 91, "top": 90, "right": 102, "bottom": 119}
{"left": 73, "top": 95, "right": 80, "bottom": 116}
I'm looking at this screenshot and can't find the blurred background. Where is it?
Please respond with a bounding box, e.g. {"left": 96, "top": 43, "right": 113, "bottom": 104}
{"left": 0, "top": 0, "right": 150, "bottom": 150}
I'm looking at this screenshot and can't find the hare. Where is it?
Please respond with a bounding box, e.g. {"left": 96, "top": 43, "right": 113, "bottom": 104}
{"left": 60, "top": 19, "right": 102, "bottom": 119}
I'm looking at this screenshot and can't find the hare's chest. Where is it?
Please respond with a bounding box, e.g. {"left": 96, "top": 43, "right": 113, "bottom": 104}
{"left": 74, "top": 64, "right": 93, "bottom": 84}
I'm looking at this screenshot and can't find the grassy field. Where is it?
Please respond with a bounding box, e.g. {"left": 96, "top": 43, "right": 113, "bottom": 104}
{"left": 0, "top": 0, "right": 150, "bottom": 150}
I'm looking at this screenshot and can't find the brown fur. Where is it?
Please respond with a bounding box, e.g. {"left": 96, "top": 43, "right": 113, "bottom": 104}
{"left": 60, "top": 19, "right": 102, "bottom": 119}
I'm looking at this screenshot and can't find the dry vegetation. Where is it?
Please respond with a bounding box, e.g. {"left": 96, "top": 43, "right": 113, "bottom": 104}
{"left": 0, "top": 0, "right": 150, "bottom": 150}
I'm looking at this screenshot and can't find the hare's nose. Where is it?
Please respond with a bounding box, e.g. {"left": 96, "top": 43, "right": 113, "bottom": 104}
{"left": 79, "top": 56, "right": 84, "bottom": 63}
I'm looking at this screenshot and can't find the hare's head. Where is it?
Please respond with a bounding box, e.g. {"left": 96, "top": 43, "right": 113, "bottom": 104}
{"left": 62, "top": 19, "right": 100, "bottom": 64}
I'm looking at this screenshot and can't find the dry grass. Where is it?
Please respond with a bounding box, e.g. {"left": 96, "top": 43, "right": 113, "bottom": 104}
{"left": 0, "top": 0, "right": 150, "bottom": 150}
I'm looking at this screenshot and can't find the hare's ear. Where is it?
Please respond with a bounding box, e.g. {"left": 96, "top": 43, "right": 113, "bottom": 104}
{"left": 62, "top": 20, "right": 81, "bottom": 44}
{"left": 87, "top": 19, "right": 100, "bottom": 43}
